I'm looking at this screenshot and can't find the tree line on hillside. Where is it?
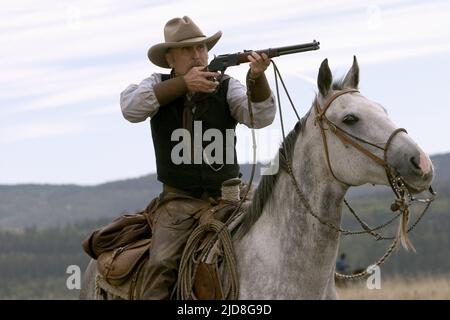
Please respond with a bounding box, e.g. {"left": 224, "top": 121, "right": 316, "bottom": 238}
{"left": 0, "top": 218, "right": 110, "bottom": 299}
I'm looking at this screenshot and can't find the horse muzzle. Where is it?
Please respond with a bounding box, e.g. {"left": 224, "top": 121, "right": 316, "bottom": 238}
{"left": 388, "top": 141, "right": 434, "bottom": 195}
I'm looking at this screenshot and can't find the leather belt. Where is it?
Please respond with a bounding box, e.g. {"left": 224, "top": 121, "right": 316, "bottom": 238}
{"left": 162, "top": 184, "right": 218, "bottom": 202}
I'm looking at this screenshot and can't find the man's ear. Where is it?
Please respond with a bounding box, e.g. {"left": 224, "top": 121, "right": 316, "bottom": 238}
{"left": 165, "top": 51, "right": 173, "bottom": 68}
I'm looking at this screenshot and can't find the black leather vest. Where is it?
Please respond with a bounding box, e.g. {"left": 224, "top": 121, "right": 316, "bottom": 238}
{"left": 150, "top": 74, "right": 240, "bottom": 197}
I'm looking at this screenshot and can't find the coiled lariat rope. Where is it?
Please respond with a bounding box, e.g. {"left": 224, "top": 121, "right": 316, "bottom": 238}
{"left": 176, "top": 213, "right": 240, "bottom": 299}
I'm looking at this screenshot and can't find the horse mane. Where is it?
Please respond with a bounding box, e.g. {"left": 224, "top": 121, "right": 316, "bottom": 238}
{"left": 235, "top": 111, "right": 310, "bottom": 239}
{"left": 234, "top": 77, "right": 347, "bottom": 239}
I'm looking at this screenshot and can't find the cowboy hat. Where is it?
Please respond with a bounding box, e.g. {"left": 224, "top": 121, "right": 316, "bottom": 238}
{"left": 148, "top": 16, "right": 222, "bottom": 68}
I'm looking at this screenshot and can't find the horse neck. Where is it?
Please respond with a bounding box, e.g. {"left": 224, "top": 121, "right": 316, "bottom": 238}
{"left": 235, "top": 128, "right": 349, "bottom": 298}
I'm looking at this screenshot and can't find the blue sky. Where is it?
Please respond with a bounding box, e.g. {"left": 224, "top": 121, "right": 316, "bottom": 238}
{"left": 1, "top": 0, "right": 450, "bottom": 185}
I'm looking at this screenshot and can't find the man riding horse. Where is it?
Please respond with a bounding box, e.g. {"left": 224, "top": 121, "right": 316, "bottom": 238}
{"left": 119, "top": 16, "right": 276, "bottom": 299}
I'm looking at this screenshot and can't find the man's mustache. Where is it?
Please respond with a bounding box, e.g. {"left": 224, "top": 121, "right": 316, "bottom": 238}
{"left": 189, "top": 61, "right": 206, "bottom": 69}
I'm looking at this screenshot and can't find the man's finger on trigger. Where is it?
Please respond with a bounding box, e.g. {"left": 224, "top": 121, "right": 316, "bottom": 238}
{"left": 203, "top": 71, "right": 219, "bottom": 78}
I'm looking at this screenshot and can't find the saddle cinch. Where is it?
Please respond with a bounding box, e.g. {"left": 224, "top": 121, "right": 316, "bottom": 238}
{"left": 82, "top": 178, "right": 251, "bottom": 300}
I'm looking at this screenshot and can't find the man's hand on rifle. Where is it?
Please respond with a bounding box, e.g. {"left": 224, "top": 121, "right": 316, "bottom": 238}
{"left": 248, "top": 52, "right": 270, "bottom": 79}
{"left": 183, "top": 66, "right": 220, "bottom": 93}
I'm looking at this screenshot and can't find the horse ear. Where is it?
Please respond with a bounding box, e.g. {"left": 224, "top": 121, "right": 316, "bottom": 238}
{"left": 342, "top": 55, "right": 359, "bottom": 89}
{"left": 318, "top": 58, "right": 332, "bottom": 97}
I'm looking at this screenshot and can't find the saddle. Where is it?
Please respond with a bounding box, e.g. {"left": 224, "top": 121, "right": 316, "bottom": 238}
{"left": 83, "top": 179, "right": 251, "bottom": 300}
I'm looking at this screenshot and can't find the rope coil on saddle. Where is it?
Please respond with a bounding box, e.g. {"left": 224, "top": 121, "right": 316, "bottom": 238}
{"left": 176, "top": 208, "right": 240, "bottom": 299}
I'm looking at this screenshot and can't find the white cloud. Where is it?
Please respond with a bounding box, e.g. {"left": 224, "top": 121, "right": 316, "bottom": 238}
{"left": 0, "top": 61, "right": 148, "bottom": 116}
{"left": 83, "top": 104, "right": 118, "bottom": 116}
{"left": 0, "top": 121, "right": 85, "bottom": 144}
{"left": 2, "top": 0, "right": 449, "bottom": 116}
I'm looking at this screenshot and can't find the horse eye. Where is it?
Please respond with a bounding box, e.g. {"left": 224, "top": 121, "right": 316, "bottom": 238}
{"left": 342, "top": 114, "right": 359, "bottom": 125}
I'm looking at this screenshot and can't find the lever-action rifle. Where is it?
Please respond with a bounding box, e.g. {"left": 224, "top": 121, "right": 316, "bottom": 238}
{"left": 207, "top": 40, "right": 320, "bottom": 73}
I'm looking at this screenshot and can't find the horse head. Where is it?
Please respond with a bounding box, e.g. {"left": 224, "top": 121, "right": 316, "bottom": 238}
{"left": 313, "top": 56, "right": 434, "bottom": 194}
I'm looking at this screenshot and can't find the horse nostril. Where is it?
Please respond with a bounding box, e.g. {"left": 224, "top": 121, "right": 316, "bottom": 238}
{"left": 410, "top": 156, "right": 421, "bottom": 170}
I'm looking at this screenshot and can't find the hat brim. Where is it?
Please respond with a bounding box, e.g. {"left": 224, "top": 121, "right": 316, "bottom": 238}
{"left": 148, "top": 31, "right": 222, "bottom": 68}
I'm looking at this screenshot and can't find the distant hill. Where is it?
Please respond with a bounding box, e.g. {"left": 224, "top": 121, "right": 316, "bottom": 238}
{"left": 0, "top": 153, "right": 449, "bottom": 231}
{"left": 0, "top": 164, "right": 261, "bottom": 231}
{"left": 0, "top": 177, "right": 159, "bottom": 231}
{"left": 428, "top": 152, "right": 450, "bottom": 186}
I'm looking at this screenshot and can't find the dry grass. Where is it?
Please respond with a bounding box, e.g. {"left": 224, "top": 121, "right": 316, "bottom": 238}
{"left": 336, "top": 275, "right": 450, "bottom": 300}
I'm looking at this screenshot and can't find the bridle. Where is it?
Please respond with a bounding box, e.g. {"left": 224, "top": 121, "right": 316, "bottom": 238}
{"left": 314, "top": 88, "right": 406, "bottom": 189}
{"left": 270, "top": 61, "right": 436, "bottom": 279}
{"left": 314, "top": 88, "right": 435, "bottom": 206}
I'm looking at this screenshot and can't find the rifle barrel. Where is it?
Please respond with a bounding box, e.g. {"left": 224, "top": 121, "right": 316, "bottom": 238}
{"left": 273, "top": 40, "right": 320, "bottom": 56}
{"left": 238, "top": 40, "right": 320, "bottom": 63}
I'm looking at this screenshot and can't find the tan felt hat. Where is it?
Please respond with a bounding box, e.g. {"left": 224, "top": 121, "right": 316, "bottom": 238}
{"left": 148, "top": 16, "right": 222, "bottom": 68}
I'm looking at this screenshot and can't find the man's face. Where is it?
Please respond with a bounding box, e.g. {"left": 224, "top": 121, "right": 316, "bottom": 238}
{"left": 165, "top": 44, "right": 208, "bottom": 75}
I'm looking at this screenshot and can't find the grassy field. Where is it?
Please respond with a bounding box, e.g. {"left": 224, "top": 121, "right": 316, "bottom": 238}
{"left": 2, "top": 275, "right": 450, "bottom": 299}
{"left": 337, "top": 275, "right": 450, "bottom": 300}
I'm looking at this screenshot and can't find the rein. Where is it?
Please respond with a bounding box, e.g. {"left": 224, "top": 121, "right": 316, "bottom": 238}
{"left": 271, "top": 60, "right": 436, "bottom": 279}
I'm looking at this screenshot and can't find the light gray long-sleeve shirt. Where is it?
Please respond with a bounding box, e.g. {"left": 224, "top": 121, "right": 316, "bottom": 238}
{"left": 120, "top": 73, "right": 276, "bottom": 129}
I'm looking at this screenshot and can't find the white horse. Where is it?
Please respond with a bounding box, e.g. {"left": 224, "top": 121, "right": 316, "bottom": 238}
{"left": 80, "top": 57, "right": 434, "bottom": 299}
